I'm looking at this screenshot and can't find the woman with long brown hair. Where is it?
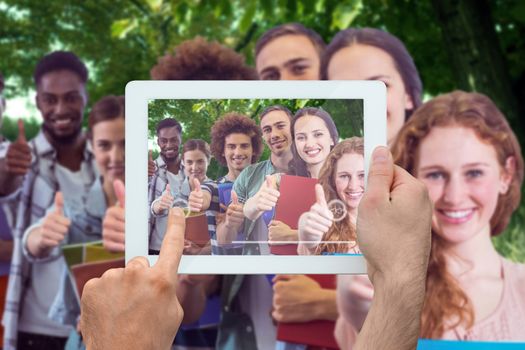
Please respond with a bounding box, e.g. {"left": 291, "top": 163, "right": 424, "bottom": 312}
{"left": 336, "top": 91, "right": 525, "bottom": 346}
{"left": 297, "top": 137, "right": 364, "bottom": 255}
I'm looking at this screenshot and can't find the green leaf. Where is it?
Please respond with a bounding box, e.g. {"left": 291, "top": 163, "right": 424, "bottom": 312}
{"left": 239, "top": 2, "right": 257, "bottom": 33}
{"left": 145, "top": 0, "right": 163, "bottom": 13}
{"left": 110, "top": 18, "right": 137, "bottom": 39}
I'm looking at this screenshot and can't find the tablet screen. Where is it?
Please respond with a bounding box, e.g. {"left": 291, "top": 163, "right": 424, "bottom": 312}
{"left": 126, "top": 81, "right": 384, "bottom": 273}
{"left": 147, "top": 98, "right": 364, "bottom": 257}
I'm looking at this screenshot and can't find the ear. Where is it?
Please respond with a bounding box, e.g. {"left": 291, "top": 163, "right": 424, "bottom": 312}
{"left": 499, "top": 156, "right": 516, "bottom": 194}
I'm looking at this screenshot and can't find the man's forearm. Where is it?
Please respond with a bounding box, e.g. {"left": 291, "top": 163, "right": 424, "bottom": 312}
{"left": 313, "top": 288, "right": 338, "bottom": 321}
{"left": 177, "top": 276, "right": 218, "bottom": 324}
{"left": 216, "top": 221, "right": 240, "bottom": 245}
{"left": 354, "top": 274, "right": 425, "bottom": 350}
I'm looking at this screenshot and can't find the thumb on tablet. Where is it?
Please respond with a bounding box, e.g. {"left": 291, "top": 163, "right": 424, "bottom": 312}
{"left": 155, "top": 207, "right": 186, "bottom": 278}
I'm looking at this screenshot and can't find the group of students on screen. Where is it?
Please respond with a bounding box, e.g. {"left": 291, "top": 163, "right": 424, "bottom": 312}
{"left": 0, "top": 20, "right": 522, "bottom": 350}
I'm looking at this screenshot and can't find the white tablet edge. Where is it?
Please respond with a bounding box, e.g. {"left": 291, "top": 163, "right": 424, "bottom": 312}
{"left": 125, "top": 80, "right": 386, "bottom": 274}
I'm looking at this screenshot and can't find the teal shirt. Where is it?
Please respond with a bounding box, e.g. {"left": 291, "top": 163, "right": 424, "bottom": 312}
{"left": 232, "top": 159, "right": 276, "bottom": 255}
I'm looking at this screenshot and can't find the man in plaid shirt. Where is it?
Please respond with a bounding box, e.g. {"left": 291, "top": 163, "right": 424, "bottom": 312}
{"left": 0, "top": 51, "right": 98, "bottom": 350}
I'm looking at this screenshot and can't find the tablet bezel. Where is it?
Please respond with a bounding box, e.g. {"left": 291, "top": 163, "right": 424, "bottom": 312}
{"left": 125, "top": 81, "right": 386, "bottom": 274}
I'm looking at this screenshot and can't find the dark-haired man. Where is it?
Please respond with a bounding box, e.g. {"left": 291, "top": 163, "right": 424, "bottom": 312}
{"left": 148, "top": 118, "right": 185, "bottom": 253}
{"left": 255, "top": 23, "right": 325, "bottom": 80}
{"left": 0, "top": 52, "right": 97, "bottom": 350}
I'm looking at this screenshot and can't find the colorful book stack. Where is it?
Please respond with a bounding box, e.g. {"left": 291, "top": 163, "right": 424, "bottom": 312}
{"left": 62, "top": 241, "right": 124, "bottom": 301}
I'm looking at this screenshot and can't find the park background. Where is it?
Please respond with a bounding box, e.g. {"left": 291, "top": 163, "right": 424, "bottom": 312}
{"left": 0, "top": 0, "right": 524, "bottom": 262}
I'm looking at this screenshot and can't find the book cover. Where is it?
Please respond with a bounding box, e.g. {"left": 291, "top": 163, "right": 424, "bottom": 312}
{"left": 276, "top": 275, "right": 338, "bottom": 349}
{"left": 272, "top": 175, "right": 318, "bottom": 255}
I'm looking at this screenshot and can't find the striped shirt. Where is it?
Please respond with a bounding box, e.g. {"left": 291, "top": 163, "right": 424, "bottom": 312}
{"left": 201, "top": 176, "right": 231, "bottom": 254}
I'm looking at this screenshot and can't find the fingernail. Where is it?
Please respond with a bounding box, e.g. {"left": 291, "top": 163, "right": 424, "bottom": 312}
{"left": 373, "top": 146, "right": 389, "bottom": 163}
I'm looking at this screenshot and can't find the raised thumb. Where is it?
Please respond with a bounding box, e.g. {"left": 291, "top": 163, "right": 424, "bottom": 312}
{"left": 231, "top": 190, "right": 239, "bottom": 205}
{"left": 365, "top": 146, "right": 393, "bottom": 204}
{"left": 17, "top": 119, "right": 27, "bottom": 143}
{"left": 113, "top": 179, "right": 126, "bottom": 208}
{"left": 54, "top": 191, "right": 64, "bottom": 215}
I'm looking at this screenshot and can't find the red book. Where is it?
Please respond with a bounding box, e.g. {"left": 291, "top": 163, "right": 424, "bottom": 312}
{"left": 276, "top": 274, "right": 339, "bottom": 349}
{"left": 71, "top": 258, "right": 125, "bottom": 299}
{"left": 272, "top": 175, "right": 318, "bottom": 255}
{"left": 185, "top": 211, "right": 210, "bottom": 246}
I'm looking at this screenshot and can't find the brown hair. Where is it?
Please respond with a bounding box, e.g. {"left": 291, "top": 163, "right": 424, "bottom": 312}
{"left": 315, "top": 137, "right": 363, "bottom": 254}
{"left": 288, "top": 107, "right": 339, "bottom": 177}
{"left": 150, "top": 37, "right": 257, "bottom": 80}
{"left": 210, "top": 113, "right": 263, "bottom": 166}
{"left": 88, "top": 95, "right": 125, "bottom": 138}
{"left": 321, "top": 28, "right": 422, "bottom": 119}
{"left": 392, "top": 90, "right": 524, "bottom": 338}
{"left": 255, "top": 23, "right": 326, "bottom": 59}
{"left": 182, "top": 139, "right": 211, "bottom": 161}
{"left": 259, "top": 105, "right": 293, "bottom": 123}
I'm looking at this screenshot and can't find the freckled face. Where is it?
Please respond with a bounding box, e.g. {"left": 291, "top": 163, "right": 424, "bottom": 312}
{"left": 416, "top": 126, "right": 512, "bottom": 244}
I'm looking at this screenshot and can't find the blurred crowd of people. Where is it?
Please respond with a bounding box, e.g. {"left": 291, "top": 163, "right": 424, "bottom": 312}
{"left": 0, "top": 22, "right": 524, "bottom": 350}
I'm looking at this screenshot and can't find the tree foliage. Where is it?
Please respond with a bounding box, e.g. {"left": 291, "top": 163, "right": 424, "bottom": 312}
{"left": 148, "top": 98, "right": 363, "bottom": 178}
{"left": 1, "top": 0, "right": 524, "bottom": 261}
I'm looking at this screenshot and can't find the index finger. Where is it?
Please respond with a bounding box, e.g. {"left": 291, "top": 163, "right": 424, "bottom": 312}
{"left": 155, "top": 207, "right": 186, "bottom": 277}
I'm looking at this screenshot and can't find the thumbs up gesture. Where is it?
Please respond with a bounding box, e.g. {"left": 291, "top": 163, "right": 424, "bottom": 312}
{"left": 224, "top": 190, "right": 244, "bottom": 230}
{"left": 244, "top": 175, "right": 280, "bottom": 220}
{"left": 27, "top": 192, "right": 71, "bottom": 257}
{"left": 188, "top": 178, "right": 204, "bottom": 212}
{"left": 298, "top": 184, "right": 334, "bottom": 250}
{"left": 152, "top": 183, "right": 174, "bottom": 215}
{"left": 6, "top": 119, "right": 32, "bottom": 176}
{"left": 102, "top": 179, "right": 126, "bottom": 253}
{"left": 148, "top": 150, "right": 156, "bottom": 177}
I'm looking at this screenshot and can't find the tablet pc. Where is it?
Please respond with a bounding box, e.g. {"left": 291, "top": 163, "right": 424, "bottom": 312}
{"left": 125, "top": 81, "right": 385, "bottom": 274}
